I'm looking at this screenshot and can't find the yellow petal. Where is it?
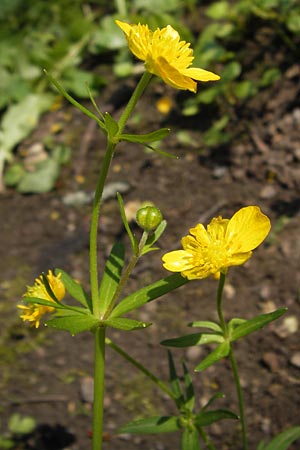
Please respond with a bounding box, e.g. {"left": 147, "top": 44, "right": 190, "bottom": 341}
{"left": 115, "top": 20, "right": 129, "bottom": 35}
{"left": 148, "top": 56, "right": 197, "bottom": 92}
{"left": 162, "top": 250, "right": 194, "bottom": 272}
{"left": 226, "top": 206, "right": 271, "bottom": 253}
{"left": 183, "top": 67, "right": 221, "bottom": 82}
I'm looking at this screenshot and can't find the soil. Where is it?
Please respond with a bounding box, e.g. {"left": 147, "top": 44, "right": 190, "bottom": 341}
{"left": 1, "top": 23, "right": 300, "bottom": 450}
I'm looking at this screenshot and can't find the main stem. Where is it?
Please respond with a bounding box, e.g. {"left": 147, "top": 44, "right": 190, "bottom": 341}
{"left": 216, "top": 272, "right": 248, "bottom": 450}
{"left": 90, "top": 141, "right": 115, "bottom": 317}
{"left": 229, "top": 348, "right": 248, "bottom": 450}
{"left": 92, "top": 327, "right": 106, "bottom": 450}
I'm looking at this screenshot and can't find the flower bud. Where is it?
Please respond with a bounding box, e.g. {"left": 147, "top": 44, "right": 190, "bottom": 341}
{"left": 136, "top": 205, "right": 163, "bottom": 231}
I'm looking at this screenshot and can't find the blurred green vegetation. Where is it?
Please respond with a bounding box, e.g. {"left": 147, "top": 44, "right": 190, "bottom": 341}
{"left": 0, "top": 0, "right": 299, "bottom": 191}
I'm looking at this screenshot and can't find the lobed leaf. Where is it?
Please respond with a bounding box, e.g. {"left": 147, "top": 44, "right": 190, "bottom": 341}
{"left": 118, "top": 416, "right": 180, "bottom": 435}
{"left": 55, "top": 268, "right": 92, "bottom": 310}
{"left": 168, "top": 351, "right": 184, "bottom": 408}
{"left": 98, "top": 242, "right": 125, "bottom": 316}
{"left": 230, "top": 308, "right": 287, "bottom": 342}
{"left": 195, "top": 409, "right": 238, "bottom": 427}
{"left": 195, "top": 342, "right": 230, "bottom": 372}
{"left": 262, "top": 426, "right": 300, "bottom": 450}
{"left": 110, "top": 274, "right": 188, "bottom": 318}
{"left": 188, "top": 320, "right": 222, "bottom": 332}
{"left": 161, "top": 332, "right": 224, "bottom": 348}
{"left": 46, "top": 312, "right": 99, "bottom": 335}
{"left": 118, "top": 128, "right": 170, "bottom": 144}
{"left": 102, "top": 317, "right": 151, "bottom": 331}
{"left": 181, "top": 428, "right": 201, "bottom": 450}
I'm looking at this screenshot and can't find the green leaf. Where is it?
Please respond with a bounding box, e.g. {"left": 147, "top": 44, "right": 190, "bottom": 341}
{"left": 168, "top": 351, "right": 184, "bottom": 408}
{"left": 17, "top": 158, "right": 60, "bottom": 194}
{"left": 195, "top": 342, "right": 230, "bottom": 372}
{"left": 183, "top": 361, "right": 195, "bottom": 412}
{"left": 144, "top": 143, "right": 177, "bottom": 159}
{"left": 195, "top": 409, "right": 238, "bottom": 427}
{"left": 46, "top": 312, "right": 99, "bottom": 335}
{"left": 0, "top": 93, "right": 53, "bottom": 162}
{"left": 206, "top": 1, "right": 230, "bottom": 19}
{"left": 262, "top": 426, "right": 300, "bottom": 450}
{"left": 45, "top": 71, "right": 104, "bottom": 129}
{"left": 230, "top": 308, "right": 287, "bottom": 342}
{"left": 119, "top": 128, "right": 170, "bottom": 144}
{"left": 23, "top": 297, "right": 65, "bottom": 309}
{"left": 117, "top": 192, "right": 139, "bottom": 254}
{"left": 118, "top": 416, "right": 180, "bottom": 435}
{"left": 234, "top": 80, "right": 257, "bottom": 99}
{"left": 8, "top": 413, "right": 36, "bottom": 435}
{"left": 141, "top": 220, "right": 167, "bottom": 256}
{"left": 3, "top": 163, "right": 25, "bottom": 186}
{"left": 98, "top": 242, "right": 125, "bottom": 316}
{"left": 202, "top": 392, "right": 225, "bottom": 411}
{"left": 103, "top": 112, "right": 119, "bottom": 140}
{"left": 110, "top": 274, "right": 188, "bottom": 318}
{"left": 55, "top": 268, "right": 91, "bottom": 310}
{"left": 188, "top": 321, "right": 222, "bottom": 332}
{"left": 161, "top": 332, "right": 224, "bottom": 348}
{"left": 181, "top": 428, "right": 201, "bottom": 450}
{"left": 103, "top": 317, "right": 151, "bottom": 331}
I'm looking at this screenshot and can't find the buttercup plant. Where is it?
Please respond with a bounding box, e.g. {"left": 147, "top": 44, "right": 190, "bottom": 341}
{"left": 17, "top": 19, "right": 300, "bottom": 450}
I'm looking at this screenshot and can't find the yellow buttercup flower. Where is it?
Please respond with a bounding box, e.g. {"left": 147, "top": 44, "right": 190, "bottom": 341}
{"left": 115, "top": 20, "right": 220, "bottom": 93}
{"left": 18, "top": 270, "right": 65, "bottom": 328}
{"left": 162, "top": 206, "right": 271, "bottom": 280}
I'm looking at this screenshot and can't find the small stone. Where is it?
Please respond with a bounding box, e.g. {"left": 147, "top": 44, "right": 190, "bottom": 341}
{"left": 275, "top": 315, "right": 299, "bottom": 338}
{"left": 223, "top": 283, "right": 236, "bottom": 300}
{"left": 80, "top": 376, "right": 94, "bottom": 403}
{"left": 259, "top": 184, "right": 277, "bottom": 199}
{"left": 290, "top": 352, "right": 300, "bottom": 368}
{"left": 185, "top": 346, "right": 203, "bottom": 362}
{"left": 262, "top": 352, "right": 280, "bottom": 372}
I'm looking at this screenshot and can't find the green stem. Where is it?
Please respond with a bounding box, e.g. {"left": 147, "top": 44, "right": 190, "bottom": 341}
{"left": 92, "top": 327, "right": 106, "bottom": 450}
{"left": 118, "top": 71, "right": 152, "bottom": 133}
{"left": 104, "top": 231, "right": 149, "bottom": 318}
{"left": 106, "top": 338, "right": 177, "bottom": 401}
{"left": 197, "top": 426, "right": 217, "bottom": 450}
{"left": 216, "top": 272, "right": 227, "bottom": 335}
{"left": 216, "top": 272, "right": 248, "bottom": 450}
{"left": 90, "top": 141, "right": 116, "bottom": 317}
{"left": 229, "top": 348, "right": 248, "bottom": 450}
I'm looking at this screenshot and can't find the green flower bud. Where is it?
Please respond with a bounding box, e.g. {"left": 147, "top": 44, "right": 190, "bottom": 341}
{"left": 136, "top": 206, "right": 163, "bottom": 231}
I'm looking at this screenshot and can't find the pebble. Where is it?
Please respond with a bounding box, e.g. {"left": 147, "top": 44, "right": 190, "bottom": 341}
{"left": 276, "top": 316, "right": 299, "bottom": 338}
{"left": 262, "top": 352, "right": 280, "bottom": 372}
{"left": 185, "top": 346, "right": 203, "bottom": 362}
{"left": 290, "top": 352, "right": 300, "bottom": 368}
{"left": 259, "top": 184, "right": 277, "bottom": 199}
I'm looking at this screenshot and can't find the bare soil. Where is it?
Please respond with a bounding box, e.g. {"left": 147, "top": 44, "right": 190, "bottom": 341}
{"left": 0, "top": 39, "right": 300, "bottom": 450}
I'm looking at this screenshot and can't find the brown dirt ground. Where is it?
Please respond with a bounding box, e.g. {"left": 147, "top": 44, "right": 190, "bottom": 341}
{"left": 1, "top": 53, "right": 300, "bottom": 450}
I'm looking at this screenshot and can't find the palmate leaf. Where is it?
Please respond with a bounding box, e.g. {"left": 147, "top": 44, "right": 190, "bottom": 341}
{"left": 98, "top": 242, "right": 125, "bottom": 316}
{"left": 55, "top": 268, "right": 92, "bottom": 310}
{"left": 118, "top": 416, "right": 180, "bottom": 434}
{"left": 110, "top": 274, "right": 188, "bottom": 318}
{"left": 181, "top": 428, "right": 201, "bottom": 450}
{"left": 229, "top": 308, "right": 287, "bottom": 342}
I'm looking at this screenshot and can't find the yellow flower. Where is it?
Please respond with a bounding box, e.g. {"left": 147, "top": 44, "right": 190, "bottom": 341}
{"left": 162, "top": 206, "right": 271, "bottom": 280}
{"left": 115, "top": 20, "right": 220, "bottom": 93}
{"left": 18, "top": 270, "right": 65, "bottom": 328}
